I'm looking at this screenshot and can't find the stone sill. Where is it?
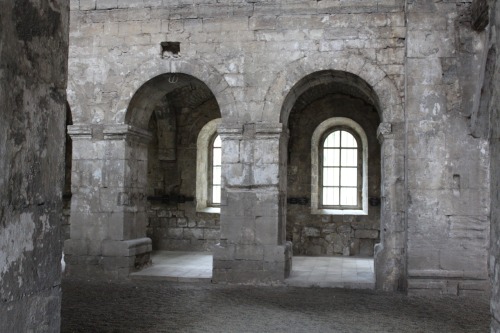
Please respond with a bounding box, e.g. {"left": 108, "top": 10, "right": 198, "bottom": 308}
{"left": 197, "top": 207, "right": 220, "bottom": 214}
{"left": 312, "top": 209, "right": 368, "bottom": 216}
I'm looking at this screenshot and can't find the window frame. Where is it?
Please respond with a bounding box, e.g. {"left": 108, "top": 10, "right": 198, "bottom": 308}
{"left": 311, "top": 117, "right": 368, "bottom": 216}
{"left": 196, "top": 118, "right": 221, "bottom": 214}
{"left": 208, "top": 133, "right": 221, "bottom": 207}
{"left": 319, "top": 127, "right": 362, "bottom": 210}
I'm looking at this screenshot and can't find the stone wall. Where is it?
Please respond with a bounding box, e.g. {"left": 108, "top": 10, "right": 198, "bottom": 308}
{"left": 485, "top": 0, "right": 500, "bottom": 331}
{"left": 146, "top": 94, "right": 221, "bottom": 251}
{"left": 287, "top": 94, "right": 381, "bottom": 256}
{"left": 405, "top": 0, "right": 491, "bottom": 296}
{"left": 66, "top": 0, "right": 491, "bottom": 294}
{"left": 0, "top": 1, "right": 69, "bottom": 331}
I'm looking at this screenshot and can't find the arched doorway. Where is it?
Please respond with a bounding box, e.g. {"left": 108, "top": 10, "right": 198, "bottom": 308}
{"left": 277, "top": 69, "right": 403, "bottom": 289}
{"left": 127, "top": 74, "right": 221, "bottom": 251}
{"left": 284, "top": 70, "right": 381, "bottom": 258}
{"left": 126, "top": 73, "right": 222, "bottom": 279}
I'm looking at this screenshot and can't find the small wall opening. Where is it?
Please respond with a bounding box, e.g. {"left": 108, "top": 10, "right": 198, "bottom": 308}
{"left": 161, "top": 41, "right": 180, "bottom": 58}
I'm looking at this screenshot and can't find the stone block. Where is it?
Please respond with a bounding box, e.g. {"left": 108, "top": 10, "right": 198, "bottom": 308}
{"left": 118, "top": 0, "right": 144, "bottom": 8}
{"left": 249, "top": 16, "right": 277, "bottom": 30}
{"left": 203, "top": 229, "right": 220, "bottom": 240}
{"left": 303, "top": 227, "right": 320, "bottom": 237}
{"left": 184, "top": 228, "right": 204, "bottom": 240}
{"left": 407, "top": 30, "right": 455, "bottom": 58}
{"left": 80, "top": 0, "right": 96, "bottom": 10}
{"left": 255, "top": 216, "right": 278, "bottom": 245}
{"left": 167, "top": 228, "right": 184, "bottom": 239}
{"left": 253, "top": 164, "right": 279, "bottom": 185}
{"left": 355, "top": 229, "right": 379, "bottom": 239}
{"left": 64, "top": 239, "right": 89, "bottom": 256}
{"left": 102, "top": 238, "right": 152, "bottom": 256}
{"left": 224, "top": 163, "right": 251, "bottom": 186}
{"left": 235, "top": 245, "right": 264, "bottom": 261}
{"left": 102, "top": 256, "right": 135, "bottom": 270}
{"left": 213, "top": 244, "right": 235, "bottom": 261}
{"left": 263, "top": 245, "right": 286, "bottom": 263}
{"left": 118, "top": 21, "right": 143, "bottom": 36}
{"left": 96, "top": 0, "right": 117, "bottom": 10}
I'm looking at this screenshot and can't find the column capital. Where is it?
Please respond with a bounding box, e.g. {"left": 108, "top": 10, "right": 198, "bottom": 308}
{"left": 377, "top": 122, "right": 393, "bottom": 143}
{"left": 67, "top": 124, "right": 92, "bottom": 140}
{"left": 103, "top": 124, "right": 152, "bottom": 143}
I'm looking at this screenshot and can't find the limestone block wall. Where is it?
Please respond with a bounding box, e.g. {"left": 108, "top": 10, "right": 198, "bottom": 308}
{"left": 0, "top": 1, "right": 69, "bottom": 331}
{"left": 66, "top": 0, "right": 491, "bottom": 293}
{"left": 146, "top": 98, "right": 220, "bottom": 251}
{"left": 287, "top": 96, "right": 381, "bottom": 256}
{"left": 68, "top": 0, "right": 407, "bottom": 286}
{"left": 485, "top": 1, "right": 500, "bottom": 331}
{"left": 405, "top": 1, "right": 491, "bottom": 296}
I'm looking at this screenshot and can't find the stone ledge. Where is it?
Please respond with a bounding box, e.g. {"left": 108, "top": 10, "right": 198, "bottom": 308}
{"left": 408, "top": 269, "right": 488, "bottom": 280}
{"left": 102, "top": 237, "right": 152, "bottom": 257}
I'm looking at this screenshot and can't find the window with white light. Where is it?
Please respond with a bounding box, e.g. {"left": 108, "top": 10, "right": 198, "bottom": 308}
{"left": 196, "top": 118, "right": 221, "bottom": 213}
{"left": 209, "top": 135, "right": 221, "bottom": 206}
{"left": 311, "top": 117, "right": 368, "bottom": 215}
{"left": 321, "top": 129, "right": 361, "bottom": 208}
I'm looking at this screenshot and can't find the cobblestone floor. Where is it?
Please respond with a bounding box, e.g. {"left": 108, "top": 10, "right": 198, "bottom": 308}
{"left": 61, "top": 279, "right": 490, "bottom": 333}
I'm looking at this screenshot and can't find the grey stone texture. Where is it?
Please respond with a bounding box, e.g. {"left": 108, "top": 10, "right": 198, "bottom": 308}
{"left": 0, "top": 0, "right": 69, "bottom": 332}
{"left": 404, "top": 0, "right": 490, "bottom": 297}
{"left": 61, "top": 279, "right": 491, "bottom": 333}
{"left": 146, "top": 88, "right": 221, "bottom": 251}
{"left": 65, "top": 0, "right": 496, "bottom": 305}
{"left": 287, "top": 94, "right": 381, "bottom": 256}
{"left": 485, "top": 1, "right": 500, "bottom": 331}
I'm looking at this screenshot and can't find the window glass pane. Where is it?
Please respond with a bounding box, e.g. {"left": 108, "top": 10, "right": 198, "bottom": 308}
{"left": 341, "top": 149, "right": 357, "bottom": 167}
{"left": 324, "top": 131, "right": 340, "bottom": 147}
{"left": 212, "top": 185, "right": 221, "bottom": 204}
{"left": 322, "top": 187, "right": 339, "bottom": 206}
{"left": 341, "top": 167, "right": 357, "bottom": 187}
{"left": 340, "top": 188, "right": 357, "bottom": 206}
{"left": 341, "top": 131, "right": 357, "bottom": 148}
{"left": 323, "top": 167, "right": 339, "bottom": 186}
{"left": 213, "top": 147, "right": 221, "bottom": 166}
{"left": 213, "top": 135, "right": 221, "bottom": 148}
{"left": 323, "top": 148, "right": 339, "bottom": 167}
{"left": 213, "top": 166, "right": 221, "bottom": 186}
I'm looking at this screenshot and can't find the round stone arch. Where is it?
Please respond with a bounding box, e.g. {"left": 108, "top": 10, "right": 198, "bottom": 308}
{"left": 267, "top": 53, "right": 406, "bottom": 292}
{"left": 263, "top": 52, "right": 403, "bottom": 126}
{"left": 117, "top": 58, "right": 234, "bottom": 128}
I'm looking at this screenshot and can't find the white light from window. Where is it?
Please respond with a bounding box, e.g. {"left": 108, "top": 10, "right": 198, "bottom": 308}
{"left": 212, "top": 135, "right": 221, "bottom": 205}
{"left": 322, "top": 130, "right": 358, "bottom": 207}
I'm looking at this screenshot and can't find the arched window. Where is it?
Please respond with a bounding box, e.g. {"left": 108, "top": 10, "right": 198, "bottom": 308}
{"left": 209, "top": 135, "right": 222, "bottom": 206}
{"left": 196, "top": 118, "right": 221, "bottom": 213}
{"left": 321, "top": 129, "right": 361, "bottom": 208}
{"left": 311, "top": 118, "right": 368, "bottom": 215}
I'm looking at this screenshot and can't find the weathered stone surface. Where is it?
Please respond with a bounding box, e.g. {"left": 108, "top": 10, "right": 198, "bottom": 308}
{"left": 64, "top": 0, "right": 495, "bottom": 306}
{"left": 487, "top": 2, "right": 500, "bottom": 331}
{"left": 0, "top": 0, "right": 69, "bottom": 331}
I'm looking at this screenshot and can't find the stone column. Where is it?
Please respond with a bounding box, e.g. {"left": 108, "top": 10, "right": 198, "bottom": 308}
{"left": 65, "top": 124, "right": 152, "bottom": 278}
{"left": 212, "top": 122, "right": 292, "bottom": 284}
{"left": 374, "top": 122, "right": 406, "bottom": 291}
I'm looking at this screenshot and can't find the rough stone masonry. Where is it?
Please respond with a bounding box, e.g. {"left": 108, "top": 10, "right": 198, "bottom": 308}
{"left": 66, "top": 0, "right": 492, "bottom": 296}
{"left": 1, "top": 0, "right": 500, "bottom": 332}
{"left": 0, "top": 0, "right": 69, "bottom": 332}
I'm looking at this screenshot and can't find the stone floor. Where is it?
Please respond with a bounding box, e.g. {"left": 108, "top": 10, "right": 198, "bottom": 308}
{"left": 61, "top": 279, "right": 490, "bottom": 333}
{"left": 130, "top": 251, "right": 375, "bottom": 289}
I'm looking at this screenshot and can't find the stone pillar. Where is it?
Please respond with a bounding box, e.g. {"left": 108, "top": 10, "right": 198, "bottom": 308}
{"left": 489, "top": 3, "right": 500, "bottom": 331}
{"left": 0, "top": 1, "right": 68, "bottom": 330}
{"left": 374, "top": 122, "right": 406, "bottom": 291}
{"left": 65, "top": 124, "right": 152, "bottom": 278}
{"left": 212, "top": 123, "right": 292, "bottom": 284}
